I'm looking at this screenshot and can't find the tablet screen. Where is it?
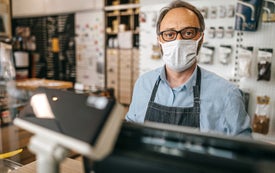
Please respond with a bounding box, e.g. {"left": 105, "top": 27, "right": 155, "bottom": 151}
{"left": 18, "top": 88, "right": 116, "bottom": 145}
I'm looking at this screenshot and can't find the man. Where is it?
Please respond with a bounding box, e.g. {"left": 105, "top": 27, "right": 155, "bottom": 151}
{"left": 125, "top": 0, "right": 252, "bottom": 136}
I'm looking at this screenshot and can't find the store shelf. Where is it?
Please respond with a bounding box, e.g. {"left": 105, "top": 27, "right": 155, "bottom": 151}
{"left": 104, "top": 4, "right": 140, "bottom": 11}
{"left": 105, "top": 0, "right": 140, "bottom": 105}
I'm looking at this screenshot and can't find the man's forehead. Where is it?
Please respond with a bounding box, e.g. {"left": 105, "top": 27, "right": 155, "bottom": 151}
{"left": 160, "top": 8, "right": 200, "bottom": 30}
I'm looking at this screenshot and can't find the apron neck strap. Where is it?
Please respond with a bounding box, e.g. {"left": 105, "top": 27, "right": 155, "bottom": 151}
{"left": 150, "top": 66, "right": 202, "bottom": 102}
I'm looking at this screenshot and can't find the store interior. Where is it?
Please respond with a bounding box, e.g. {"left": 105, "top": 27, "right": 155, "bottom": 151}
{"left": 0, "top": 0, "right": 275, "bottom": 172}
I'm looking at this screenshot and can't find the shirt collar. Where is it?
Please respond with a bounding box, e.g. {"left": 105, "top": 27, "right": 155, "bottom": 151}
{"left": 159, "top": 65, "right": 198, "bottom": 90}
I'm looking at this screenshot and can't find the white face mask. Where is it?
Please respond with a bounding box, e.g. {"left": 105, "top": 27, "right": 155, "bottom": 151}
{"left": 160, "top": 37, "right": 202, "bottom": 72}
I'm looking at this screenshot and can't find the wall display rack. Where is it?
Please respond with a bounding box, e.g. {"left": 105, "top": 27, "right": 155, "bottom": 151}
{"left": 11, "top": 14, "right": 76, "bottom": 82}
{"left": 75, "top": 10, "right": 105, "bottom": 89}
{"left": 139, "top": 0, "right": 275, "bottom": 142}
{"left": 105, "top": 0, "right": 140, "bottom": 105}
{"left": 0, "top": 0, "right": 12, "bottom": 40}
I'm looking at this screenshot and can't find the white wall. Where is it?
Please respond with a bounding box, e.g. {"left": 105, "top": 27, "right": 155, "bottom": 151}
{"left": 75, "top": 11, "right": 105, "bottom": 88}
{"left": 12, "top": 0, "right": 104, "bottom": 17}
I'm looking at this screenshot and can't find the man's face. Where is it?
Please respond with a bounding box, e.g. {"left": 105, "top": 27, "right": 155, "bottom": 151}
{"left": 158, "top": 7, "right": 203, "bottom": 46}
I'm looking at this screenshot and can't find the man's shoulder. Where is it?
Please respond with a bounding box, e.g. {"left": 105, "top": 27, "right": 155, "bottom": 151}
{"left": 138, "top": 67, "right": 162, "bottom": 81}
{"left": 200, "top": 67, "right": 237, "bottom": 89}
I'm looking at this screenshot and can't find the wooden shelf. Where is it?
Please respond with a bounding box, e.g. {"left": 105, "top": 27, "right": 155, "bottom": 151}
{"left": 104, "top": 4, "right": 140, "bottom": 11}
{"left": 105, "top": 0, "right": 140, "bottom": 105}
{"left": 16, "top": 78, "right": 73, "bottom": 90}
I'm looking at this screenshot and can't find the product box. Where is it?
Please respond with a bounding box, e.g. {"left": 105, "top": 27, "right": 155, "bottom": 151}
{"left": 118, "top": 31, "right": 133, "bottom": 49}
{"left": 235, "top": 0, "right": 263, "bottom": 31}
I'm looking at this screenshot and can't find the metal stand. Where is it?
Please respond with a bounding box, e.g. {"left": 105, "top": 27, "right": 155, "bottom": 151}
{"left": 28, "top": 135, "right": 69, "bottom": 173}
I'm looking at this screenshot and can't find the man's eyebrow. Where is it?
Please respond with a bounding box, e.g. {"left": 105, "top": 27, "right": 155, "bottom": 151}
{"left": 161, "top": 26, "right": 198, "bottom": 32}
{"left": 160, "top": 27, "right": 176, "bottom": 32}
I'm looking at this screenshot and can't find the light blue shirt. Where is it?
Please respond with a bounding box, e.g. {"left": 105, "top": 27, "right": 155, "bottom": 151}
{"left": 126, "top": 65, "right": 252, "bottom": 136}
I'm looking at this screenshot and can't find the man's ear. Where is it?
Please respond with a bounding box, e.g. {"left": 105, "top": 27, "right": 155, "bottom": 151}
{"left": 197, "top": 33, "right": 204, "bottom": 54}
{"left": 201, "top": 32, "right": 205, "bottom": 42}
{"left": 157, "top": 36, "right": 163, "bottom": 55}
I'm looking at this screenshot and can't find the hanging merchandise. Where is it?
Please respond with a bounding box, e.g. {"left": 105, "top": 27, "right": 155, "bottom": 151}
{"left": 219, "top": 45, "right": 232, "bottom": 65}
{"left": 118, "top": 31, "right": 133, "bottom": 49}
{"left": 51, "top": 37, "right": 60, "bottom": 53}
{"left": 225, "top": 26, "right": 235, "bottom": 38}
{"left": 262, "top": 0, "right": 275, "bottom": 22}
{"left": 151, "top": 44, "right": 161, "bottom": 60}
{"left": 198, "top": 45, "right": 215, "bottom": 64}
{"left": 200, "top": 6, "right": 208, "bottom": 19}
{"left": 227, "top": 5, "right": 236, "bottom": 18}
{"left": 235, "top": 0, "right": 263, "bottom": 31}
{"left": 207, "top": 27, "right": 216, "bottom": 38}
{"left": 257, "top": 48, "right": 273, "bottom": 81}
{"left": 238, "top": 46, "right": 253, "bottom": 78}
{"left": 219, "top": 5, "right": 227, "bottom": 18}
{"left": 252, "top": 95, "right": 271, "bottom": 135}
{"left": 216, "top": 26, "right": 224, "bottom": 38}
{"left": 210, "top": 6, "right": 218, "bottom": 19}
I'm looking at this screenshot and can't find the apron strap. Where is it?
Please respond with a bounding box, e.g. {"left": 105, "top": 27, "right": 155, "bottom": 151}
{"left": 148, "top": 76, "right": 161, "bottom": 102}
{"left": 149, "top": 66, "right": 201, "bottom": 104}
{"left": 193, "top": 66, "right": 201, "bottom": 106}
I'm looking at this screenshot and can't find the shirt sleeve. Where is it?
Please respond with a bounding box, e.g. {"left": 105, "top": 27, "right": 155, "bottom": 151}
{"left": 125, "top": 76, "right": 150, "bottom": 123}
{"left": 125, "top": 79, "right": 139, "bottom": 122}
{"left": 223, "top": 87, "right": 252, "bottom": 136}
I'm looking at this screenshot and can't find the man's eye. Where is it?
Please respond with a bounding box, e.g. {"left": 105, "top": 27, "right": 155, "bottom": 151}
{"left": 182, "top": 29, "right": 196, "bottom": 37}
{"left": 186, "top": 31, "right": 193, "bottom": 35}
{"left": 164, "top": 32, "right": 175, "bottom": 38}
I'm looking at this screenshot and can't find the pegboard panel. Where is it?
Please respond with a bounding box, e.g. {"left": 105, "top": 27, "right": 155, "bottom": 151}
{"left": 238, "top": 21, "right": 275, "bottom": 136}
{"left": 75, "top": 10, "right": 105, "bottom": 88}
{"left": 139, "top": 0, "right": 275, "bottom": 138}
{"left": 12, "top": 14, "right": 76, "bottom": 81}
{"left": 139, "top": 4, "right": 165, "bottom": 75}
{"left": 139, "top": 0, "right": 238, "bottom": 79}
{"left": 192, "top": 0, "right": 237, "bottom": 81}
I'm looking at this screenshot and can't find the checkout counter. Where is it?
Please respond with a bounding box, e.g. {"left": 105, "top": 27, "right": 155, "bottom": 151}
{"left": 88, "top": 122, "right": 275, "bottom": 173}
{"left": 12, "top": 122, "right": 275, "bottom": 173}
{"left": 0, "top": 78, "right": 73, "bottom": 172}
{"left": 15, "top": 78, "right": 73, "bottom": 91}
{"left": 3, "top": 83, "right": 275, "bottom": 173}
{"left": 9, "top": 121, "right": 275, "bottom": 173}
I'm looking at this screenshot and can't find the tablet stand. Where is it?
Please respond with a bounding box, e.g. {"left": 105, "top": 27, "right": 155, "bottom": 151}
{"left": 28, "top": 135, "right": 69, "bottom": 173}
{"left": 13, "top": 91, "right": 126, "bottom": 173}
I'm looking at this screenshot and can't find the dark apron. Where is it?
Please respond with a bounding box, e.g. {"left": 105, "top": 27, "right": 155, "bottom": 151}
{"left": 144, "top": 67, "right": 201, "bottom": 128}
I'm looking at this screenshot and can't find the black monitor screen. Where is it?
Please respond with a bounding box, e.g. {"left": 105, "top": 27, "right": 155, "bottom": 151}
{"left": 86, "top": 122, "right": 275, "bottom": 173}
{"left": 18, "top": 87, "right": 116, "bottom": 145}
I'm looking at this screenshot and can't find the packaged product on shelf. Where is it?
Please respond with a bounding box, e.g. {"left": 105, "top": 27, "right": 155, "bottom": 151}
{"left": 219, "top": 45, "right": 232, "bottom": 65}
{"left": 210, "top": 6, "right": 217, "bottom": 19}
{"left": 207, "top": 27, "right": 215, "bottom": 38}
{"left": 216, "top": 26, "right": 224, "bottom": 38}
{"left": 219, "top": 5, "right": 227, "bottom": 18}
{"left": 238, "top": 46, "right": 253, "bottom": 78}
{"left": 227, "top": 5, "right": 235, "bottom": 18}
{"left": 225, "top": 26, "right": 234, "bottom": 38}
{"left": 257, "top": 48, "right": 273, "bottom": 81}
{"left": 199, "top": 6, "right": 208, "bottom": 19}
{"left": 151, "top": 44, "right": 161, "bottom": 60}
{"left": 235, "top": 0, "right": 263, "bottom": 31}
{"left": 262, "top": 0, "right": 275, "bottom": 22}
{"left": 198, "top": 45, "right": 215, "bottom": 64}
{"left": 252, "top": 95, "right": 271, "bottom": 135}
